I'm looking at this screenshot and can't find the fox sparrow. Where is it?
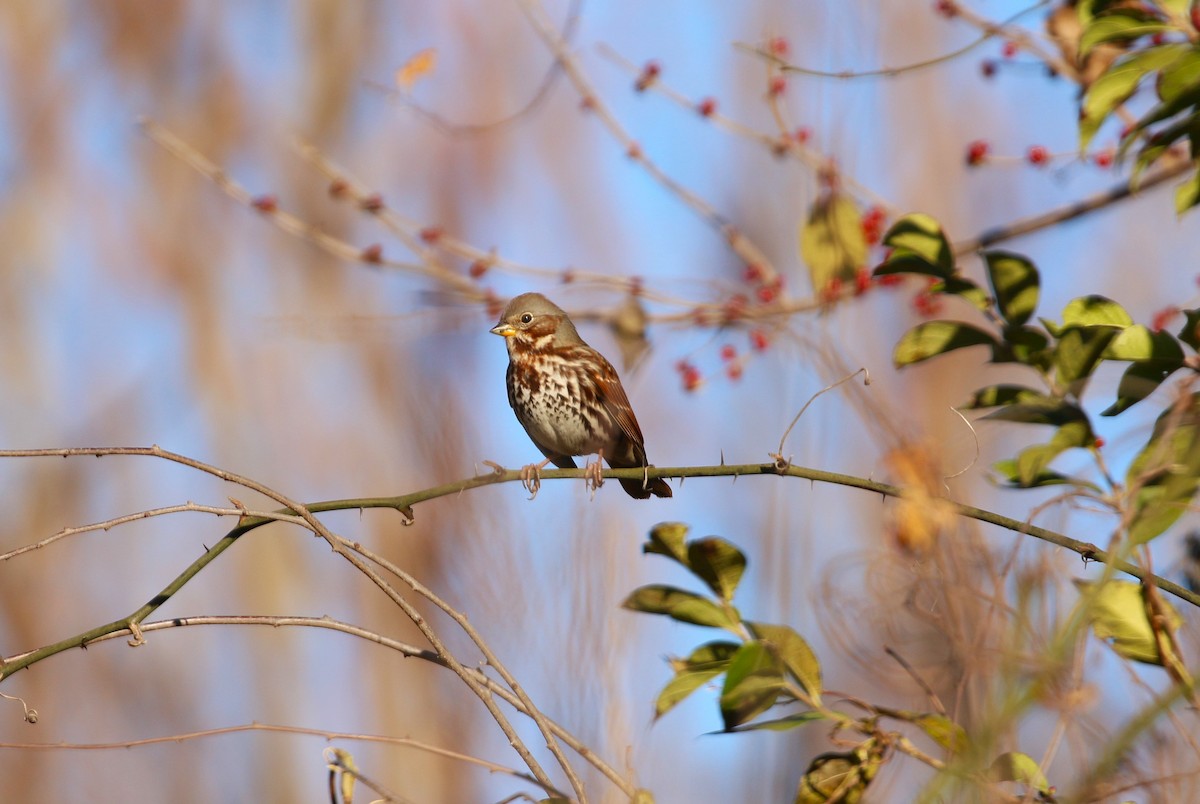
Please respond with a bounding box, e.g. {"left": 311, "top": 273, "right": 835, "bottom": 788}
{"left": 490, "top": 292, "right": 672, "bottom": 499}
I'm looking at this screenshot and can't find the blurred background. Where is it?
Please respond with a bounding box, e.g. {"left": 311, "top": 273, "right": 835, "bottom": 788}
{"left": 0, "top": 1, "right": 1197, "bottom": 801}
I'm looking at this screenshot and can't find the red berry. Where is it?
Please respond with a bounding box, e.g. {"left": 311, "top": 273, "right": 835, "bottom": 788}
{"left": 1151, "top": 306, "right": 1179, "bottom": 333}
{"left": 750, "top": 330, "right": 770, "bottom": 352}
{"left": 934, "top": 0, "right": 958, "bottom": 17}
{"left": 855, "top": 268, "right": 871, "bottom": 295}
{"left": 360, "top": 194, "right": 384, "bottom": 213}
{"left": 1151, "top": 32, "right": 1166, "bottom": 46}
{"left": 1094, "top": 437, "right": 1106, "bottom": 449}
{"left": 1001, "top": 40, "right": 1018, "bottom": 59}
{"left": 251, "top": 195, "right": 277, "bottom": 213}
{"left": 328, "top": 178, "right": 348, "bottom": 198}
{"left": 726, "top": 362, "right": 744, "bottom": 381}
{"left": 821, "top": 277, "right": 844, "bottom": 303}
{"left": 561, "top": 268, "right": 576, "bottom": 284}
{"left": 361, "top": 244, "right": 383, "bottom": 263}
{"left": 768, "top": 75, "right": 787, "bottom": 96}
{"left": 1093, "top": 148, "right": 1114, "bottom": 168}
{"left": 744, "top": 263, "right": 764, "bottom": 283}
{"left": 677, "top": 361, "right": 703, "bottom": 392}
{"left": 794, "top": 126, "right": 811, "bottom": 144}
{"left": 756, "top": 284, "right": 778, "bottom": 303}
{"left": 912, "top": 291, "right": 944, "bottom": 317}
{"left": 419, "top": 226, "right": 443, "bottom": 244}
{"left": 635, "top": 61, "right": 661, "bottom": 92}
{"left": 966, "top": 139, "right": 989, "bottom": 166}
{"left": 697, "top": 97, "right": 717, "bottom": 117}
{"left": 980, "top": 60, "right": 997, "bottom": 78}
{"left": 862, "top": 205, "right": 887, "bottom": 245}
{"left": 1027, "top": 145, "right": 1049, "bottom": 166}
{"left": 767, "top": 36, "right": 790, "bottom": 58}
{"left": 876, "top": 273, "right": 906, "bottom": 287}
{"left": 720, "top": 344, "right": 737, "bottom": 361}
{"left": 468, "top": 260, "right": 488, "bottom": 279}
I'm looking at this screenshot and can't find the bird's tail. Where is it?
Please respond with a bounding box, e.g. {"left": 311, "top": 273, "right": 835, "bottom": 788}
{"left": 618, "top": 472, "right": 672, "bottom": 499}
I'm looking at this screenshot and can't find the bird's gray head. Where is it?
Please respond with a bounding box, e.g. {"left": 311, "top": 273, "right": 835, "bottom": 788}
{"left": 489, "top": 292, "right": 585, "bottom": 349}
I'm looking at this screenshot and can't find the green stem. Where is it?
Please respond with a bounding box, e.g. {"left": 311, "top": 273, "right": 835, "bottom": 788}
{"left": 3, "top": 461, "right": 1194, "bottom": 684}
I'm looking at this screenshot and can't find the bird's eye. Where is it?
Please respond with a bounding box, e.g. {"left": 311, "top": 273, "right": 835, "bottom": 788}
{"left": 520, "top": 313, "right": 533, "bottom": 324}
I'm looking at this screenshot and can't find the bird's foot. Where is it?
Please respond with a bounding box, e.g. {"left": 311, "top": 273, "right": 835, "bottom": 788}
{"left": 520, "top": 458, "right": 553, "bottom": 500}
{"left": 583, "top": 453, "right": 605, "bottom": 499}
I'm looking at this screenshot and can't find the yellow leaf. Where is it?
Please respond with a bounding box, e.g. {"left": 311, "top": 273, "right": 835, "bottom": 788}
{"left": 395, "top": 48, "right": 437, "bottom": 93}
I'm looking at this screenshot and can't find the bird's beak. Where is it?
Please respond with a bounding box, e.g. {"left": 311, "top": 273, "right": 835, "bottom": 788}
{"left": 490, "top": 323, "right": 516, "bottom": 337}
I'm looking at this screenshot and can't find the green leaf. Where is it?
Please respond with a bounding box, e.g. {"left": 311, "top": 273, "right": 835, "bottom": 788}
{"left": 622, "top": 585, "right": 738, "bottom": 629}
{"left": 1054, "top": 326, "right": 1119, "bottom": 395}
{"left": 654, "top": 641, "right": 740, "bottom": 718}
{"left": 992, "top": 458, "right": 1101, "bottom": 491}
{"left": 747, "top": 622, "right": 823, "bottom": 703}
{"left": 1013, "top": 442, "right": 1070, "bottom": 487}
{"left": 1061, "top": 295, "right": 1133, "bottom": 328}
{"left": 1101, "top": 359, "right": 1183, "bottom": 416}
{"left": 1080, "top": 12, "right": 1169, "bottom": 57}
{"left": 998, "top": 325, "right": 1052, "bottom": 368}
{"left": 721, "top": 711, "right": 825, "bottom": 733}
{"left": 988, "top": 751, "right": 1050, "bottom": 794}
{"left": 1178, "top": 308, "right": 1200, "bottom": 350}
{"left": 1079, "top": 45, "right": 1188, "bottom": 150}
{"left": 962, "top": 385, "right": 1052, "bottom": 409}
{"left": 796, "top": 744, "right": 882, "bottom": 804}
{"left": 719, "top": 642, "right": 785, "bottom": 730}
{"left": 999, "top": 418, "right": 1096, "bottom": 487}
{"left": 1103, "top": 324, "right": 1185, "bottom": 361}
{"left": 643, "top": 522, "right": 690, "bottom": 564}
{"left": 801, "top": 193, "right": 869, "bottom": 292}
{"left": 984, "top": 251, "right": 1040, "bottom": 327}
{"left": 1159, "top": 47, "right": 1200, "bottom": 105}
{"left": 912, "top": 714, "right": 968, "bottom": 754}
{"left": 1176, "top": 165, "right": 1200, "bottom": 215}
{"left": 1098, "top": 325, "right": 1186, "bottom": 415}
{"left": 1125, "top": 392, "right": 1200, "bottom": 542}
{"left": 1157, "top": 0, "right": 1191, "bottom": 15}
{"left": 1074, "top": 579, "right": 1181, "bottom": 665}
{"left": 893, "top": 321, "right": 998, "bottom": 367}
{"left": 1126, "top": 90, "right": 1200, "bottom": 177}
{"left": 931, "top": 276, "right": 990, "bottom": 311}
{"left": 877, "top": 213, "right": 954, "bottom": 278}
{"left": 982, "top": 399, "right": 1089, "bottom": 427}
{"left": 686, "top": 537, "right": 747, "bottom": 603}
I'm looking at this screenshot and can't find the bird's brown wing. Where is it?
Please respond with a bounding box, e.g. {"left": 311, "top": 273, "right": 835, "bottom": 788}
{"left": 593, "top": 353, "right": 648, "bottom": 466}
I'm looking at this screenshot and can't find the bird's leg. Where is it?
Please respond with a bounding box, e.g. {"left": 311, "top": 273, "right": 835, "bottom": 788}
{"left": 583, "top": 449, "right": 605, "bottom": 498}
{"left": 520, "top": 457, "right": 553, "bottom": 500}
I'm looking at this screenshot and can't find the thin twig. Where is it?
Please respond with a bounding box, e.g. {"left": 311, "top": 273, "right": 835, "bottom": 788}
{"left": 513, "top": 0, "right": 778, "bottom": 282}
{"left": 774, "top": 368, "right": 870, "bottom": 463}
{"left": 69, "top": 614, "right": 635, "bottom": 798}
{"left": 952, "top": 157, "right": 1193, "bottom": 256}
{"left": 736, "top": 2, "right": 1054, "bottom": 80}
{"left": 0, "top": 503, "right": 307, "bottom": 562}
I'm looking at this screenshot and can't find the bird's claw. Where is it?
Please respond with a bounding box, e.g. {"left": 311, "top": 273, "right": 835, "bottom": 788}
{"left": 520, "top": 463, "right": 543, "bottom": 500}
{"left": 583, "top": 456, "right": 604, "bottom": 498}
